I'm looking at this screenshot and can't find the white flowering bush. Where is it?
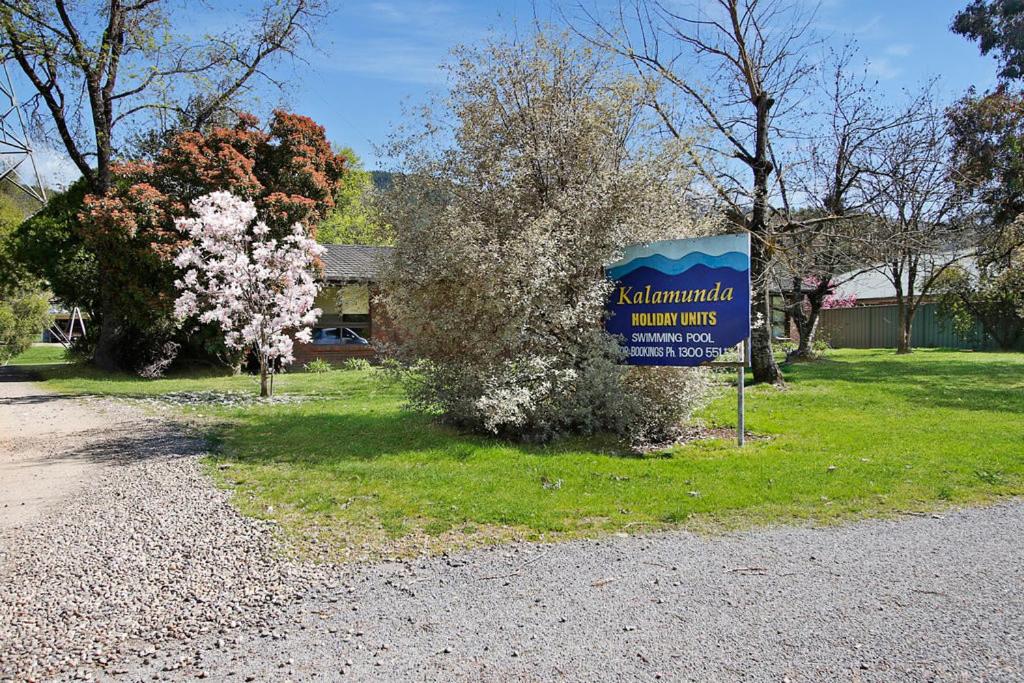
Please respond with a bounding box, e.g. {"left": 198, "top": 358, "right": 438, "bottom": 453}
{"left": 380, "top": 32, "right": 717, "bottom": 445}
{"left": 173, "top": 192, "right": 323, "bottom": 396}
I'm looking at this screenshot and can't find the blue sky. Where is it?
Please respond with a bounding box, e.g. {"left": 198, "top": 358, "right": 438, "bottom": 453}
{"left": 283, "top": 0, "right": 1001, "bottom": 170}
{"left": 26, "top": 0, "right": 1004, "bottom": 184}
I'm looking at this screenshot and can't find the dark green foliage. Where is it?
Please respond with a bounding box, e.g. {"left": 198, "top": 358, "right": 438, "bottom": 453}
{"left": 953, "top": 0, "right": 1024, "bottom": 80}
{"left": 936, "top": 238, "right": 1024, "bottom": 350}
{"left": 8, "top": 181, "right": 99, "bottom": 323}
{"left": 947, "top": 87, "right": 1024, "bottom": 230}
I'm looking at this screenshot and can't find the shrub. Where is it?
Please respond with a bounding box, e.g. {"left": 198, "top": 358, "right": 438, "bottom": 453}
{"left": 373, "top": 356, "right": 407, "bottom": 387}
{"left": 619, "top": 366, "right": 716, "bottom": 448}
{"left": 339, "top": 357, "right": 371, "bottom": 372}
{"left": 380, "top": 31, "right": 717, "bottom": 446}
{"left": 0, "top": 289, "right": 51, "bottom": 365}
{"left": 304, "top": 358, "right": 334, "bottom": 374}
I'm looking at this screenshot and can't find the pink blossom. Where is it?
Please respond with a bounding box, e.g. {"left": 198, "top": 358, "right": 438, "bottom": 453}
{"left": 173, "top": 191, "right": 323, "bottom": 395}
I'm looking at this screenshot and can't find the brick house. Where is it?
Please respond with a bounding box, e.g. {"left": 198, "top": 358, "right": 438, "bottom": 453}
{"left": 292, "top": 244, "right": 397, "bottom": 367}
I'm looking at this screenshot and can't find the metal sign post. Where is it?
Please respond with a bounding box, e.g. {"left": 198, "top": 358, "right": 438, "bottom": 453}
{"left": 706, "top": 337, "right": 748, "bottom": 447}
{"left": 739, "top": 337, "right": 749, "bottom": 446}
{"left": 737, "top": 343, "right": 745, "bottom": 446}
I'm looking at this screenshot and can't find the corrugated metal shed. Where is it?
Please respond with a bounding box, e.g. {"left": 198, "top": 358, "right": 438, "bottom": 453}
{"left": 819, "top": 303, "right": 1023, "bottom": 350}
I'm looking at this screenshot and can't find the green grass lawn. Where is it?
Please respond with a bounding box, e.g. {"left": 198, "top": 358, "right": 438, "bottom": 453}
{"left": 26, "top": 348, "right": 1024, "bottom": 559}
{"left": 6, "top": 343, "right": 71, "bottom": 366}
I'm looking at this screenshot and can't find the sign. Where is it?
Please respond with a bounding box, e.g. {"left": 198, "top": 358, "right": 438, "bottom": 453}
{"left": 605, "top": 234, "right": 751, "bottom": 366}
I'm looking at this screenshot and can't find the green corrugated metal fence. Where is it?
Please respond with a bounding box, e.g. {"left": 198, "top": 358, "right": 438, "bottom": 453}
{"left": 818, "top": 303, "right": 1023, "bottom": 350}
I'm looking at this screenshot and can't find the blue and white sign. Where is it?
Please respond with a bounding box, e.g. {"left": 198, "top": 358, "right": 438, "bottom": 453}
{"left": 605, "top": 234, "right": 751, "bottom": 366}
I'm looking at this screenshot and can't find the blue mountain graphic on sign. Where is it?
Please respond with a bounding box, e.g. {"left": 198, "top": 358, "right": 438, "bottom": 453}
{"left": 607, "top": 251, "right": 749, "bottom": 280}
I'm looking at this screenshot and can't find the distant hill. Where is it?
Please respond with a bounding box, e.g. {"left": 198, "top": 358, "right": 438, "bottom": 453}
{"left": 370, "top": 171, "right": 394, "bottom": 191}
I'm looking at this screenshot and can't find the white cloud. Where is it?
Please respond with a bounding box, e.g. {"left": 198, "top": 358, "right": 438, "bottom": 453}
{"left": 326, "top": 39, "right": 448, "bottom": 85}
{"left": 866, "top": 56, "right": 901, "bottom": 81}
{"left": 885, "top": 43, "right": 913, "bottom": 57}
{"left": 366, "top": 2, "right": 407, "bottom": 22}
{"left": 813, "top": 13, "right": 883, "bottom": 38}
{"left": 322, "top": 1, "right": 480, "bottom": 86}
{"left": 364, "top": 1, "right": 457, "bottom": 28}
{"left": 31, "top": 145, "right": 81, "bottom": 191}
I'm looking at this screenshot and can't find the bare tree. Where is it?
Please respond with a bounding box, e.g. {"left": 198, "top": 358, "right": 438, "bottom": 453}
{"left": 778, "top": 46, "right": 907, "bottom": 359}
{"left": 572, "top": 0, "right": 824, "bottom": 384}
{"left": 0, "top": 0, "right": 328, "bottom": 369}
{"left": 861, "top": 94, "right": 974, "bottom": 354}
{"left": 1, "top": 0, "right": 326, "bottom": 194}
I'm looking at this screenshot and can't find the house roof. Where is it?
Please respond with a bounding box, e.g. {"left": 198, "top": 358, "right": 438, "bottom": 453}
{"left": 832, "top": 268, "right": 909, "bottom": 300}
{"left": 832, "top": 250, "right": 978, "bottom": 301}
{"left": 320, "top": 244, "right": 393, "bottom": 282}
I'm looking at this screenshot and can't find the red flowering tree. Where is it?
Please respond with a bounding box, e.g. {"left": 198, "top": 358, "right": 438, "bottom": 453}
{"left": 80, "top": 111, "right": 345, "bottom": 373}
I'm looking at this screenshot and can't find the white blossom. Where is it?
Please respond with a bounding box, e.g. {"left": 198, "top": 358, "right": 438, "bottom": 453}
{"left": 379, "top": 32, "right": 717, "bottom": 445}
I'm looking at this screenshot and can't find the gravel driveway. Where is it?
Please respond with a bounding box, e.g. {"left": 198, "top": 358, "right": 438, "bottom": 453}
{"left": 1, "top": 370, "right": 1022, "bottom": 682}
{"left": 0, "top": 372, "right": 328, "bottom": 682}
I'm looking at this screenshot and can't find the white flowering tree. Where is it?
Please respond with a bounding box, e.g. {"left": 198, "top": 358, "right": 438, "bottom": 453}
{"left": 379, "top": 32, "right": 717, "bottom": 446}
{"left": 173, "top": 192, "right": 323, "bottom": 397}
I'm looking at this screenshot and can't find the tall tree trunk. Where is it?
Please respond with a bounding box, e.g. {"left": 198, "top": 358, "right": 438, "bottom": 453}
{"left": 748, "top": 226, "right": 782, "bottom": 383}
{"left": 91, "top": 262, "right": 124, "bottom": 371}
{"left": 92, "top": 322, "right": 123, "bottom": 371}
{"left": 89, "top": 259, "right": 126, "bottom": 371}
{"left": 750, "top": 284, "right": 779, "bottom": 381}
{"left": 83, "top": 122, "right": 123, "bottom": 370}
{"left": 897, "top": 309, "right": 913, "bottom": 354}
{"left": 748, "top": 93, "right": 782, "bottom": 385}
{"left": 895, "top": 296, "right": 913, "bottom": 354}
{"left": 795, "top": 304, "right": 822, "bottom": 358}
{"left": 788, "top": 281, "right": 827, "bottom": 361}
{"left": 897, "top": 261, "right": 919, "bottom": 354}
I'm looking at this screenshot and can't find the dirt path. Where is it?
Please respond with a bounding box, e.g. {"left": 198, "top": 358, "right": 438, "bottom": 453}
{"left": 0, "top": 367, "right": 128, "bottom": 529}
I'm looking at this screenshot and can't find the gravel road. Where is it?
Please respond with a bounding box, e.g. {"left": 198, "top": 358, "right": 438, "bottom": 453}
{"left": 126, "top": 503, "right": 1024, "bottom": 683}
{"left": 1, "top": 370, "right": 1022, "bottom": 682}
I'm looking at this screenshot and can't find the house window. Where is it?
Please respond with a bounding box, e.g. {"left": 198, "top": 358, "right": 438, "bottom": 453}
{"left": 309, "top": 283, "right": 373, "bottom": 345}
{"left": 770, "top": 294, "right": 788, "bottom": 340}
